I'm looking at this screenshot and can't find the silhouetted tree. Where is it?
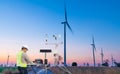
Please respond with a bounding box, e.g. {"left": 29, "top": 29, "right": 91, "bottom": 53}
{"left": 72, "top": 62, "right": 77, "bottom": 66}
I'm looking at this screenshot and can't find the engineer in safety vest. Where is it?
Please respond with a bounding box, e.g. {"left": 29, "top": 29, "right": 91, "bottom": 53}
{"left": 17, "top": 45, "right": 33, "bottom": 74}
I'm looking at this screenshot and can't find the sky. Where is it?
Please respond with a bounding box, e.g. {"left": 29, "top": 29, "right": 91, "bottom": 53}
{"left": 0, "top": 0, "right": 120, "bottom": 66}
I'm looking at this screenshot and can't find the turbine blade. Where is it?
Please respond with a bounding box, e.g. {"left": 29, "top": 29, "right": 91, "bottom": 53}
{"left": 66, "top": 22, "right": 73, "bottom": 33}
{"left": 63, "top": 0, "right": 73, "bottom": 34}
{"left": 101, "top": 48, "right": 104, "bottom": 56}
{"left": 64, "top": 1, "right": 68, "bottom": 22}
{"left": 92, "top": 36, "right": 96, "bottom": 50}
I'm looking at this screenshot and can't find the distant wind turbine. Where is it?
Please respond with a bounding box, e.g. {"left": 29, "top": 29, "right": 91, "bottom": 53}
{"left": 101, "top": 48, "right": 104, "bottom": 64}
{"left": 111, "top": 55, "right": 114, "bottom": 66}
{"left": 61, "top": 0, "right": 73, "bottom": 66}
{"left": 7, "top": 55, "right": 10, "bottom": 66}
{"left": 91, "top": 36, "right": 96, "bottom": 67}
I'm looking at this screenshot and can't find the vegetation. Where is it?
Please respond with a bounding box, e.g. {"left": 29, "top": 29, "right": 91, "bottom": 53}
{"left": 0, "top": 67, "right": 17, "bottom": 74}
{"left": 0, "top": 67, "right": 120, "bottom": 74}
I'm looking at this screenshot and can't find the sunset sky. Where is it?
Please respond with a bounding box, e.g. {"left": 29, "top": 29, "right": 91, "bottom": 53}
{"left": 0, "top": 0, "right": 120, "bottom": 66}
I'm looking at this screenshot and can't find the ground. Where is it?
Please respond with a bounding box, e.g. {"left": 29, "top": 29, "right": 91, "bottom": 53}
{"left": 0, "top": 67, "right": 120, "bottom": 74}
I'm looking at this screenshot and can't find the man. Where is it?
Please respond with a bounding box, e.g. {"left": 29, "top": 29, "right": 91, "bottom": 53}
{"left": 17, "top": 45, "right": 33, "bottom": 74}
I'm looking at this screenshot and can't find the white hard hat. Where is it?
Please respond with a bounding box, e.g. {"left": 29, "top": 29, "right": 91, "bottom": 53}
{"left": 22, "top": 45, "right": 29, "bottom": 50}
{"left": 53, "top": 50, "right": 58, "bottom": 54}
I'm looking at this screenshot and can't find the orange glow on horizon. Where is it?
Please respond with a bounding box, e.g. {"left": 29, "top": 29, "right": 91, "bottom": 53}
{"left": 0, "top": 54, "right": 102, "bottom": 65}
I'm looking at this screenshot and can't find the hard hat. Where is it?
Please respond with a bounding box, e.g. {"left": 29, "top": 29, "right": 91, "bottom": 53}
{"left": 53, "top": 50, "right": 58, "bottom": 54}
{"left": 22, "top": 45, "right": 29, "bottom": 50}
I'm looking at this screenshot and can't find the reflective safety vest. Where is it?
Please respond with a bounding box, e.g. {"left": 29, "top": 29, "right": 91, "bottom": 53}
{"left": 17, "top": 51, "right": 27, "bottom": 67}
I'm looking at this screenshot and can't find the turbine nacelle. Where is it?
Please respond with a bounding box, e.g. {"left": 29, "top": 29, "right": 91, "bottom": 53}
{"left": 61, "top": 21, "right": 66, "bottom": 24}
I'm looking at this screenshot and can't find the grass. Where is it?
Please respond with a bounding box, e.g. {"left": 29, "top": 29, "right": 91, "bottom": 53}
{"left": 0, "top": 66, "right": 120, "bottom": 74}
{"left": 0, "top": 67, "right": 17, "bottom": 74}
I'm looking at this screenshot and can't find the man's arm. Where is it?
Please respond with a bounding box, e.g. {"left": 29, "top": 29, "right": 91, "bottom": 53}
{"left": 22, "top": 53, "right": 33, "bottom": 65}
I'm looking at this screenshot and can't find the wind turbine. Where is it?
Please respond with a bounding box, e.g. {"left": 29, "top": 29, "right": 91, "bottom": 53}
{"left": 61, "top": 1, "right": 73, "bottom": 66}
{"left": 7, "top": 55, "right": 10, "bottom": 66}
{"left": 111, "top": 55, "right": 114, "bottom": 66}
{"left": 91, "top": 36, "right": 96, "bottom": 67}
{"left": 101, "top": 48, "right": 104, "bottom": 64}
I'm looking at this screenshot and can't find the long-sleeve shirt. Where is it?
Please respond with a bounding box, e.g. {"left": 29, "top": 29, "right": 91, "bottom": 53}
{"left": 21, "top": 52, "right": 33, "bottom": 65}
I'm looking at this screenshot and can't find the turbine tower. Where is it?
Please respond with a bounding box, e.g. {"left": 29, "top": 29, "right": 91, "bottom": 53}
{"left": 111, "top": 55, "right": 114, "bottom": 66}
{"left": 91, "top": 36, "right": 96, "bottom": 67}
{"left": 61, "top": 0, "right": 73, "bottom": 66}
{"left": 7, "top": 55, "right": 10, "bottom": 66}
{"left": 101, "top": 48, "right": 104, "bottom": 64}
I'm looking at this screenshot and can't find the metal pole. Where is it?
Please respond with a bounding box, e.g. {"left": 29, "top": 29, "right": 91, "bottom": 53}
{"left": 101, "top": 55, "right": 103, "bottom": 64}
{"left": 93, "top": 47, "right": 96, "bottom": 67}
{"left": 45, "top": 52, "right": 46, "bottom": 59}
{"left": 7, "top": 55, "right": 9, "bottom": 66}
{"left": 111, "top": 55, "right": 114, "bottom": 66}
{"left": 45, "top": 52, "right": 47, "bottom": 65}
{"left": 64, "top": 23, "right": 67, "bottom": 66}
{"left": 101, "top": 49, "right": 104, "bottom": 64}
